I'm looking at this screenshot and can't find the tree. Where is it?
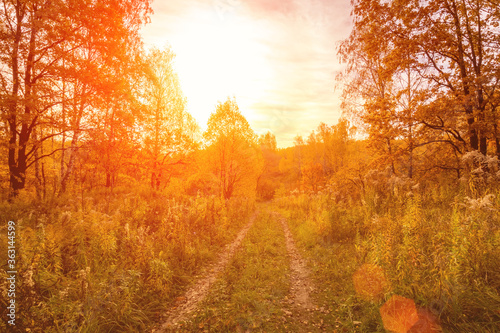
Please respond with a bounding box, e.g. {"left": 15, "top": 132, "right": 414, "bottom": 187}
{"left": 257, "top": 131, "right": 281, "bottom": 200}
{"left": 287, "top": 120, "right": 355, "bottom": 193}
{"left": 204, "top": 97, "right": 261, "bottom": 200}
{"left": 339, "top": 0, "right": 500, "bottom": 173}
{"left": 258, "top": 131, "right": 277, "bottom": 150}
{"left": 86, "top": 95, "right": 140, "bottom": 189}
{"left": 307, "top": 120, "right": 352, "bottom": 177}
{"left": 338, "top": 1, "right": 396, "bottom": 175}
{"left": 409, "top": 0, "right": 500, "bottom": 155}
{"left": 0, "top": 0, "right": 152, "bottom": 197}
{"left": 141, "top": 47, "right": 198, "bottom": 190}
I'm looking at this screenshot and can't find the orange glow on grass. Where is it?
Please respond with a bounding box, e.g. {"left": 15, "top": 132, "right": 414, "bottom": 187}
{"left": 353, "top": 264, "right": 389, "bottom": 301}
{"left": 380, "top": 295, "right": 419, "bottom": 333}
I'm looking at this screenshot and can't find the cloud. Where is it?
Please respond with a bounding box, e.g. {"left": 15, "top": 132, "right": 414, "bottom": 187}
{"left": 244, "top": 0, "right": 296, "bottom": 16}
{"left": 242, "top": 0, "right": 350, "bottom": 146}
{"left": 141, "top": 0, "right": 353, "bottom": 147}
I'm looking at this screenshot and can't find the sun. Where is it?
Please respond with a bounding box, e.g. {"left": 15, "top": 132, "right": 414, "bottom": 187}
{"left": 141, "top": 6, "right": 273, "bottom": 129}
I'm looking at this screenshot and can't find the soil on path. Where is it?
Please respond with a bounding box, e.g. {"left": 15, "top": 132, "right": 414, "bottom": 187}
{"left": 157, "top": 212, "right": 257, "bottom": 332}
{"left": 276, "top": 213, "right": 315, "bottom": 310}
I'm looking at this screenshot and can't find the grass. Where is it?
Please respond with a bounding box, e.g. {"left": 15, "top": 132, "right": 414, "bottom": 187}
{"left": 274, "top": 189, "right": 500, "bottom": 333}
{"left": 177, "top": 206, "right": 362, "bottom": 332}
{"left": 2, "top": 184, "right": 499, "bottom": 332}
{"left": 277, "top": 205, "right": 385, "bottom": 332}
{"left": 177, "top": 208, "right": 292, "bottom": 332}
{"left": 0, "top": 187, "right": 253, "bottom": 332}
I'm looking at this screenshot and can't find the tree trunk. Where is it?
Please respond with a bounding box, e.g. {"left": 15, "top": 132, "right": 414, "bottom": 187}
{"left": 8, "top": 3, "right": 38, "bottom": 198}
{"left": 495, "top": 122, "right": 500, "bottom": 161}
{"left": 34, "top": 127, "right": 42, "bottom": 199}
{"left": 151, "top": 171, "right": 161, "bottom": 190}
{"left": 60, "top": 85, "right": 86, "bottom": 195}
{"left": 479, "top": 135, "right": 487, "bottom": 156}
{"left": 7, "top": 2, "right": 23, "bottom": 199}
{"left": 106, "top": 172, "right": 112, "bottom": 188}
{"left": 41, "top": 129, "right": 47, "bottom": 199}
{"left": 387, "top": 138, "right": 395, "bottom": 175}
{"left": 59, "top": 131, "right": 80, "bottom": 195}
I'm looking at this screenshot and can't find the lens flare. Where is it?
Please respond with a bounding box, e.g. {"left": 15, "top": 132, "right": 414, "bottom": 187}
{"left": 352, "top": 263, "right": 389, "bottom": 301}
{"left": 409, "top": 308, "right": 442, "bottom": 333}
{"left": 380, "top": 295, "right": 419, "bottom": 333}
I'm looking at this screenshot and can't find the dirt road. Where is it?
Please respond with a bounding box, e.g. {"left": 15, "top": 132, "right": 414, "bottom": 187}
{"left": 156, "top": 208, "right": 323, "bottom": 332}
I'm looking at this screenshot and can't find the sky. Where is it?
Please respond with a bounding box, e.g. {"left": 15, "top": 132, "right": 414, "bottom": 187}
{"left": 140, "top": 0, "right": 352, "bottom": 147}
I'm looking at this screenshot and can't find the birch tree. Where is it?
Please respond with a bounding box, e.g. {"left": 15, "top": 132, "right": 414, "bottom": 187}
{"left": 0, "top": 0, "right": 151, "bottom": 197}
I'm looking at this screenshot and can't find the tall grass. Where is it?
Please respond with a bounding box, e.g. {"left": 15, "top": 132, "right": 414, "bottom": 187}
{"left": 0, "top": 186, "right": 253, "bottom": 332}
{"left": 275, "top": 185, "right": 500, "bottom": 332}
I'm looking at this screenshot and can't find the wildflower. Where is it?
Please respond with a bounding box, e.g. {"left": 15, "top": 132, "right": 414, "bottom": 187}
{"left": 462, "top": 194, "right": 496, "bottom": 211}
{"left": 24, "top": 265, "right": 35, "bottom": 288}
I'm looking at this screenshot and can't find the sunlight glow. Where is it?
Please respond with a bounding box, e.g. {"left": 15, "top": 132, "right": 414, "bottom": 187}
{"left": 352, "top": 264, "right": 388, "bottom": 301}
{"left": 142, "top": 7, "right": 273, "bottom": 128}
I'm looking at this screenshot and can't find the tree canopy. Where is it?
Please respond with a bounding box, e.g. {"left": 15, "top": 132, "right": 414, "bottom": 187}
{"left": 339, "top": 0, "right": 500, "bottom": 179}
{"left": 204, "top": 97, "right": 261, "bottom": 200}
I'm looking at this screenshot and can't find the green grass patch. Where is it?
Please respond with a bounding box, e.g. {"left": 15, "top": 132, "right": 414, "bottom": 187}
{"left": 178, "top": 209, "right": 291, "bottom": 332}
{"left": 275, "top": 192, "right": 500, "bottom": 333}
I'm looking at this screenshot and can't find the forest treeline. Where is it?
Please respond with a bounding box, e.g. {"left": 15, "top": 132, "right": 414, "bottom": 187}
{"left": 0, "top": 0, "right": 353, "bottom": 203}
{"left": 2, "top": 0, "right": 500, "bottom": 200}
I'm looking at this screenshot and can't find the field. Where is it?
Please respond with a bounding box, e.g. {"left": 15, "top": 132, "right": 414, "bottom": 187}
{"left": 3, "top": 0, "right": 500, "bottom": 331}
{"left": 1, "top": 182, "right": 499, "bottom": 332}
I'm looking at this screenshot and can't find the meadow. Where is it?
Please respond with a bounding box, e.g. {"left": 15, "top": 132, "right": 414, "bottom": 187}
{"left": 0, "top": 188, "right": 253, "bottom": 332}
{"left": 2, "top": 0, "right": 500, "bottom": 331}
{"left": 276, "top": 183, "right": 500, "bottom": 332}
{"left": 2, "top": 177, "right": 499, "bottom": 332}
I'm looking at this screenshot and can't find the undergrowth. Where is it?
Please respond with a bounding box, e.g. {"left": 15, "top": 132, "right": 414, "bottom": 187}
{"left": 0, "top": 186, "right": 253, "bottom": 332}
{"left": 275, "top": 185, "right": 500, "bottom": 332}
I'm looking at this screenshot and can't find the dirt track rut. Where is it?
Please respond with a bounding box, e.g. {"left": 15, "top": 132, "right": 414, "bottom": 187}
{"left": 157, "top": 210, "right": 316, "bottom": 331}
{"left": 276, "top": 213, "right": 314, "bottom": 309}
{"left": 158, "top": 213, "right": 257, "bottom": 331}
